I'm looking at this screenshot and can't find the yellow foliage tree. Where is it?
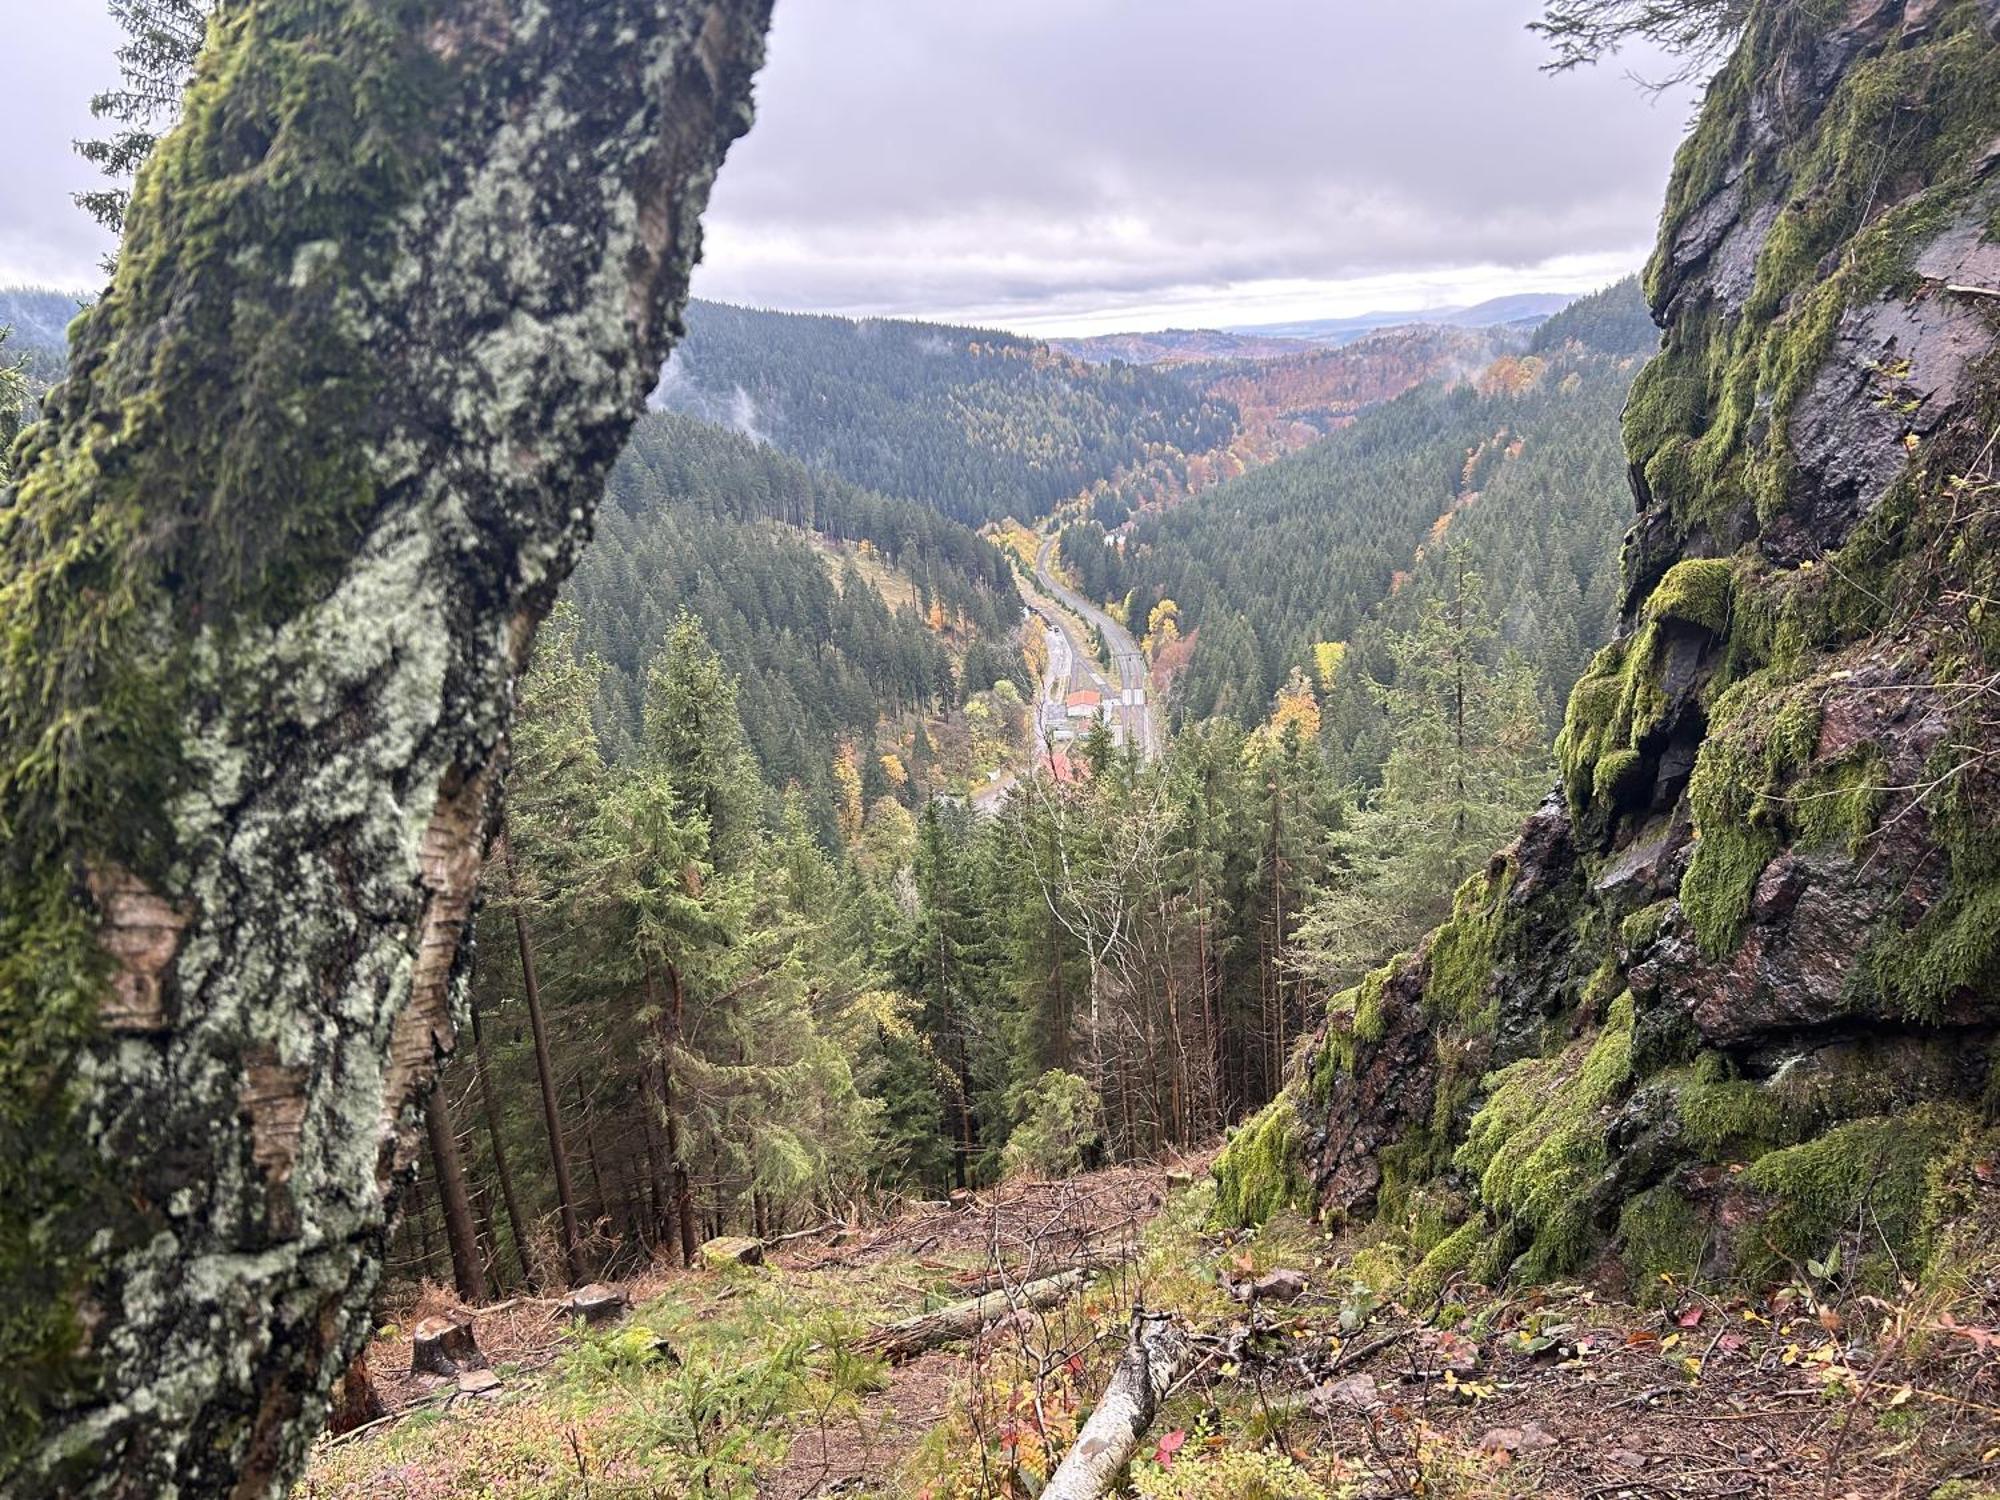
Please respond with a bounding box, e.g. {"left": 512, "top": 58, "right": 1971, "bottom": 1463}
{"left": 880, "top": 752, "right": 909, "bottom": 788}
{"left": 1268, "top": 665, "right": 1321, "bottom": 741}
{"left": 832, "top": 746, "right": 864, "bottom": 843}
{"left": 1022, "top": 627, "right": 1049, "bottom": 684}
{"left": 1146, "top": 597, "right": 1182, "bottom": 659}
{"left": 1312, "top": 640, "right": 1347, "bottom": 690}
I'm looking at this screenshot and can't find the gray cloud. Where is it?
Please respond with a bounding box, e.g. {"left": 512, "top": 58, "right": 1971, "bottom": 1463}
{"left": 3, "top": 1, "right": 1696, "bottom": 331}
{"left": 691, "top": 0, "right": 1697, "bottom": 328}
{"left": 0, "top": 6, "right": 121, "bottom": 290}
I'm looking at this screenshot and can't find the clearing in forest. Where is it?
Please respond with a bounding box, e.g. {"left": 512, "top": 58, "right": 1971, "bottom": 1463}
{"left": 303, "top": 1159, "right": 2000, "bottom": 1499}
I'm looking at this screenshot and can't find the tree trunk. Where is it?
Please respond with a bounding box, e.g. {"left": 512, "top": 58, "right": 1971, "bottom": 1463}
{"left": 854, "top": 1270, "right": 1089, "bottom": 1363}
{"left": 424, "top": 1081, "right": 490, "bottom": 1305}
{"left": 1040, "top": 1311, "right": 1191, "bottom": 1500}
{"left": 471, "top": 990, "right": 537, "bottom": 1288}
{"left": 579, "top": 1076, "right": 611, "bottom": 1235}
{"left": 648, "top": 959, "right": 701, "bottom": 1266}
{"left": 0, "top": 3, "right": 773, "bottom": 1491}
{"left": 505, "top": 833, "right": 586, "bottom": 1285}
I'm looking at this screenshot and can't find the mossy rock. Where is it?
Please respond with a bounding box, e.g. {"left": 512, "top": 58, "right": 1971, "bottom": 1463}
{"left": 1213, "top": 1090, "right": 1309, "bottom": 1227}
{"left": 1645, "top": 558, "right": 1735, "bottom": 634}
{"left": 1738, "top": 1105, "right": 1971, "bottom": 1285}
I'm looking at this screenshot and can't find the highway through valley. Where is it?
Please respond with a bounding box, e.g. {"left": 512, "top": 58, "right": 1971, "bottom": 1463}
{"left": 1027, "top": 532, "right": 1160, "bottom": 762}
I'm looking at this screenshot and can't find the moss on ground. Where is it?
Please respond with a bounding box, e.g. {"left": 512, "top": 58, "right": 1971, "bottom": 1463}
{"left": 1740, "top": 1106, "right": 1970, "bottom": 1284}
{"left": 1617, "top": 1183, "right": 1708, "bottom": 1299}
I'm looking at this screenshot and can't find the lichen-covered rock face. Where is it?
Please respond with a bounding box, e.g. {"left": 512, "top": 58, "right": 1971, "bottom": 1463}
{"left": 1219, "top": 0, "right": 2000, "bottom": 1304}
{"left": 0, "top": 1, "right": 773, "bottom": 1494}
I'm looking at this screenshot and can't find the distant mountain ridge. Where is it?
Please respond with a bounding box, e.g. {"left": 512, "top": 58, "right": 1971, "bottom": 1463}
{"left": 0, "top": 286, "right": 89, "bottom": 390}
{"left": 651, "top": 298, "right": 1238, "bottom": 525}
{"left": 1224, "top": 290, "right": 1586, "bottom": 346}
{"left": 1049, "top": 328, "right": 1312, "bottom": 366}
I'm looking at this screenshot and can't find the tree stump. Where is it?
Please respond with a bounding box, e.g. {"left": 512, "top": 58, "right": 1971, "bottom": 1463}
{"left": 325, "top": 1351, "right": 386, "bottom": 1436}
{"left": 947, "top": 1188, "right": 977, "bottom": 1212}
{"left": 698, "top": 1235, "right": 766, "bottom": 1269}
{"left": 565, "top": 1283, "right": 630, "bottom": 1325}
{"left": 410, "top": 1314, "right": 486, "bottom": 1377}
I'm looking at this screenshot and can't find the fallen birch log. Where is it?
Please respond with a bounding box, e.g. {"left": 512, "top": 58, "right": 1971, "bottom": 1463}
{"left": 854, "top": 1269, "right": 1087, "bottom": 1362}
{"left": 1040, "top": 1309, "right": 1192, "bottom": 1500}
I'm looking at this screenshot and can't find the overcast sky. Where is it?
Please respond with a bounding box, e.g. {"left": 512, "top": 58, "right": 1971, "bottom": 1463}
{"left": 1, "top": 1, "right": 1696, "bottom": 336}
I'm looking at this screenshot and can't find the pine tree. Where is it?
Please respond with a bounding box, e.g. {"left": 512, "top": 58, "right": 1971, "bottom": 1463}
{"left": 1295, "top": 551, "right": 1551, "bottom": 990}
{"left": 75, "top": 1, "right": 210, "bottom": 238}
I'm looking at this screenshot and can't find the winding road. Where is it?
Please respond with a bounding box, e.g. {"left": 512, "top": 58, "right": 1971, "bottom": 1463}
{"left": 1030, "top": 533, "right": 1160, "bottom": 761}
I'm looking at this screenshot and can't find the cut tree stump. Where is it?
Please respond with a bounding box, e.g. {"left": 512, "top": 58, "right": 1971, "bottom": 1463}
{"left": 564, "top": 1283, "right": 630, "bottom": 1324}
{"left": 855, "top": 1269, "right": 1087, "bottom": 1363}
{"left": 410, "top": 1314, "right": 486, "bottom": 1377}
{"left": 698, "top": 1235, "right": 766, "bottom": 1269}
{"left": 1040, "top": 1308, "right": 1191, "bottom": 1500}
{"left": 325, "top": 1351, "right": 385, "bottom": 1436}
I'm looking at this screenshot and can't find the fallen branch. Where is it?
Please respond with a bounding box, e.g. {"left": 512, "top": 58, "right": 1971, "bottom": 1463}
{"left": 1041, "top": 1309, "right": 1191, "bottom": 1500}
{"left": 762, "top": 1218, "right": 842, "bottom": 1250}
{"left": 854, "top": 1269, "right": 1088, "bottom": 1362}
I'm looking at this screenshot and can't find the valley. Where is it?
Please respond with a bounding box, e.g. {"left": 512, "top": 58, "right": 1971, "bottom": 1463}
{"left": 4, "top": 1, "right": 2000, "bottom": 1495}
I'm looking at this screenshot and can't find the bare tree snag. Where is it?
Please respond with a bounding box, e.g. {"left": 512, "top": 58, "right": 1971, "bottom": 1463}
{"left": 0, "top": 1, "right": 775, "bottom": 1493}
{"left": 1040, "top": 1310, "right": 1192, "bottom": 1500}
{"left": 505, "top": 831, "right": 588, "bottom": 1283}
{"left": 854, "top": 1270, "right": 1090, "bottom": 1364}
{"left": 425, "top": 1081, "right": 491, "bottom": 1306}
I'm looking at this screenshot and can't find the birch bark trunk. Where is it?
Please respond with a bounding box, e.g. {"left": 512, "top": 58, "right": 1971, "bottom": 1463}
{"left": 0, "top": 2, "right": 774, "bottom": 1491}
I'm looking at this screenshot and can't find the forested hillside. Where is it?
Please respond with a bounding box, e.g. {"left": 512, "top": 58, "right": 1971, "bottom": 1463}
{"left": 564, "top": 411, "right": 1029, "bottom": 832}
{"left": 0, "top": 287, "right": 82, "bottom": 392}
{"left": 1185, "top": 322, "right": 1527, "bottom": 475}
{"left": 1060, "top": 283, "right": 1654, "bottom": 763}
{"left": 654, "top": 299, "right": 1239, "bottom": 524}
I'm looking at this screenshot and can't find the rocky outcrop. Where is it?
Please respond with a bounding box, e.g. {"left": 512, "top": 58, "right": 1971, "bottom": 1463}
{"left": 1220, "top": 0, "right": 2000, "bottom": 1302}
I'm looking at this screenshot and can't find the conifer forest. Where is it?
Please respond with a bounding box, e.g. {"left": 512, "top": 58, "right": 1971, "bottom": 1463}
{"left": 3, "top": 1, "right": 2000, "bottom": 1496}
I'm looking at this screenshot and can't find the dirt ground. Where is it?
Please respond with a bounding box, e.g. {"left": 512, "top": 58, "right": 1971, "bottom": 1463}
{"left": 316, "top": 1157, "right": 2000, "bottom": 1499}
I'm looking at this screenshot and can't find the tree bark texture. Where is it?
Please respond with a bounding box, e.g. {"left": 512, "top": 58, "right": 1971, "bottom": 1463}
{"left": 0, "top": 1, "right": 773, "bottom": 1493}
{"left": 1039, "top": 1310, "right": 1191, "bottom": 1500}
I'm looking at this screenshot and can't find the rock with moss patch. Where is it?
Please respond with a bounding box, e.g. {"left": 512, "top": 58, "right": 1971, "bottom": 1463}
{"left": 698, "top": 1235, "right": 767, "bottom": 1270}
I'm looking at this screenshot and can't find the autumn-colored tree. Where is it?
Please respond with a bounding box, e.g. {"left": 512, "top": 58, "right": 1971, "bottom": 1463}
{"left": 1146, "top": 597, "right": 1182, "bottom": 659}
{"left": 1266, "top": 667, "right": 1321, "bottom": 743}
{"left": 1312, "top": 641, "right": 1348, "bottom": 691}
{"left": 833, "top": 746, "right": 865, "bottom": 843}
